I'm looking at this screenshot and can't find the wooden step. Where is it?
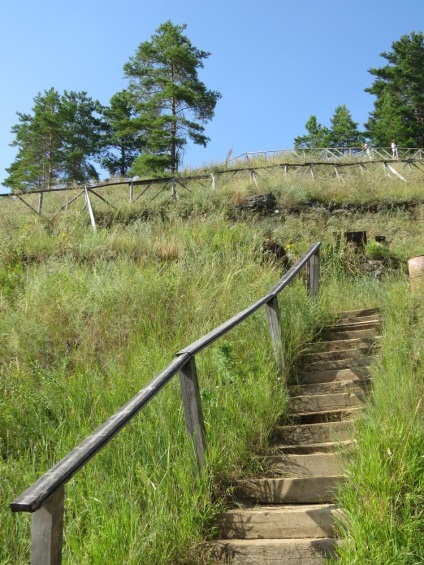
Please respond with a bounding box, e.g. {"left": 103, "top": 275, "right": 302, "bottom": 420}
{"left": 319, "top": 336, "right": 380, "bottom": 352}
{"left": 271, "top": 420, "right": 354, "bottom": 445}
{"left": 217, "top": 504, "right": 339, "bottom": 539}
{"left": 336, "top": 307, "right": 380, "bottom": 320}
{"left": 324, "top": 329, "right": 379, "bottom": 341}
{"left": 272, "top": 439, "right": 355, "bottom": 455}
{"left": 328, "top": 319, "right": 381, "bottom": 331}
{"left": 262, "top": 452, "right": 343, "bottom": 477}
{"left": 292, "top": 407, "right": 363, "bottom": 425}
{"left": 211, "top": 537, "right": 337, "bottom": 564}
{"left": 233, "top": 476, "right": 344, "bottom": 504}
{"left": 290, "top": 377, "right": 372, "bottom": 396}
{"left": 307, "top": 356, "right": 376, "bottom": 371}
{"left": 300, "top": 367, "right": 371, "bottom": 384}
{"left": 306, "top": 347, "right": 376, "bottom": 362}
{"left": 290, "top": 391, "right": 366, "bottom": 413}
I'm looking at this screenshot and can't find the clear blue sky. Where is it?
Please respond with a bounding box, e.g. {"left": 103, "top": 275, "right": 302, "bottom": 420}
{"left": 0, "top": 0, "right": 422, "bottom": 193}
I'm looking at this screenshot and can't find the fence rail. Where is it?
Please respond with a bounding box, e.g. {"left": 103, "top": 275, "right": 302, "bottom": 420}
{"left": 10, "top": 241, "right": 321, "bottom": 565}
{"left": 2, "top": 149, "right": 423, "bottom": 230}
{"left": 231, "top": 146, "right": 424, "bottom": 162}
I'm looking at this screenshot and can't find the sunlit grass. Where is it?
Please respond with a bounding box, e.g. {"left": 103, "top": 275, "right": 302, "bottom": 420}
{"left": 1, "top": 164, "right": 423, "bottom": 563}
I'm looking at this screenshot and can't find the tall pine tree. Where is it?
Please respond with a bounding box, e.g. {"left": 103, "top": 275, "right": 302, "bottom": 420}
{"left": 294, "top": 115, "right": 330, "bottom": 148}
{"left": 328, "top": 105, "right": 364, "bottom": 147}
{"left": 123, "top": 21, "right": 221, "bottom": 175}
{"left": 101, "top": 90, "right": 144, "bottom": 177}
{"left": 365, "top": 31, "right": 424, "bottom": 147}
{"left": 4, "top": 88, "right": 63, "bottom": 191}
{"left": 4, "top": 89, "right": 103, "bottom": 191}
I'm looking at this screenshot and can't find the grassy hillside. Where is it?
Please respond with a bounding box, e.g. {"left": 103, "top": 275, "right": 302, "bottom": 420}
{"left": 1, "top": 162, "right": 424, "bottom": 563}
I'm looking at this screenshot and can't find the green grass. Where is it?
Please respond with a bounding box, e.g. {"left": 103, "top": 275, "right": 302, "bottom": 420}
{"left": 328, "top": 283, "right": 424, "bottom": 564}
{"left": 1, "top": 164, "right": 424, "bottom": 563}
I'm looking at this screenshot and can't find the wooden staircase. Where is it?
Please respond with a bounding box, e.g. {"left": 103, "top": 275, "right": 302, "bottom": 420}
{"left": 211, "top": 308, "right": 381, "bottom": 564}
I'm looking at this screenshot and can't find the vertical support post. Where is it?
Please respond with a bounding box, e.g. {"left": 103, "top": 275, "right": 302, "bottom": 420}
{"left": 211, "top": 173, "right": 215, "bottom": 190}
{"left": 38, "top": 192, "right": 44, "bottom": 216}
{"left": 307, "top": 249, "right": 320, "bottom": 297}
{"left": 84, "top": 187, "right": 97, "bottom": 232}
{"left": 249, "top": 169, "right": 258, "bottom": 186}
{"left": 334, "top": 165, "right": 340, "bottom": 181}
{"left": 179, "top": 356, "right": 207, "bottom": 471}
{"left": 129, "top": 182, "right": 134, "bottom": 203}
{"left": 171, "top": 179, "right": 177, "bottom": 199}
{"left": 383, "top": 162, "right": 390, "bottom": 177}
{"left": 30, "top": 485, "right": 64, "bottom": 565}
{"left": 265, "top": 296, "right": 285, "bottom": 375}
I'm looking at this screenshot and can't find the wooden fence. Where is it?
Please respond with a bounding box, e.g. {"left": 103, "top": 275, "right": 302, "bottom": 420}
{"left": 10, "top": 242, "right": 321, "bottom": 565}
{"left": 1, "top": 155, "right": 424, "bottom": 230}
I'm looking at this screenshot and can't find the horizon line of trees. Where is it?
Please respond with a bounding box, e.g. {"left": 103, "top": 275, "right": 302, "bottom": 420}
{"left": 295, "top": 31, "right": 424, "bottom": 150}
{"left": 3, "top": 29, "right": 424, "bottom": 192}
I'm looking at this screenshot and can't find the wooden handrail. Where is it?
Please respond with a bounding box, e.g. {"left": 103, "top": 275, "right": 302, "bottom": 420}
{"left": 177, "top": 242, "right": 320, "bottom": 357}
{"left": 10, "top": 242, "right": 321, "bottom": 564}
{"left": 10, "top": 353, "right": 191, "bottom": 513}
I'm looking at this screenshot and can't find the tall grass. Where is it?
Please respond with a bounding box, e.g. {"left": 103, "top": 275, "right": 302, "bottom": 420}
{"left": 0, "top": 166, "right": 423, "bottom": 563}
{"left": 0, "top": 212, "right": 326, "bottom": 564}
{"left": 328, "top": 282, "right": 424, "bottom": 564}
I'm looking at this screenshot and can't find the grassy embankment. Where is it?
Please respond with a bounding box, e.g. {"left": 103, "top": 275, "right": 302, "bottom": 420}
{"left": 0, "top": 160, "right": 423, "bottom": 563}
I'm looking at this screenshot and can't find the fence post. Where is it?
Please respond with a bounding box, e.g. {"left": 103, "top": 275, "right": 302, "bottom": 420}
{"left": 129, "top": 182, "right": 134, "bottom": 203}
{"left": 84, "top": 187, "right": 97, "bottom": 232}
{"left": 307, "top": 249, "right": 320, "bottom": 296}
{"left": 38, "top": 192, "right": 44, "bottom": 216}
{"left": 265, "top": 296, "right": 285, "bottom": 375}
{"left": 178, "top": 356, "right": 207, "bottom": 471}
{"left": 30, "top": 485, "right": 64, "bottom": 565}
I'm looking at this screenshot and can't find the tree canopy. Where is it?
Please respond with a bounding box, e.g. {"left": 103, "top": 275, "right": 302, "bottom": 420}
{"left": 123, "top": 20, "right": 221, "bottom": 175}
{"left": 4, "top": 88, "right": 103, "bottom": 191}
{"left": 294, "top": 106, "right": 364, "bottom": 149}
{"left": 365, "top": 31, "right": 424, "bottom": 147}
{"left": 294, "top": 115, "right": 330, "bottom": 148}
{"left": 101, "top": 90, "right": 145, "bottom": 177}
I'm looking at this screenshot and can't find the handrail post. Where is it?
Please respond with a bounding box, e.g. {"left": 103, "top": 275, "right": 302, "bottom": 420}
{"left": 30, "top": 485, "right": 64, "bottom": 565}
{"left": 307, "top": 248, "right": 320, "bottom": 297}
{"left": 178, "top": 356, "right": 207, "bottom": 471}
{"left": 265, "top": 296, "right": 285, "bottom": 375}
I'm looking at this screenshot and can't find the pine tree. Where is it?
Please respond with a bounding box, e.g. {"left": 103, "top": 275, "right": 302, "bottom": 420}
{"left": 59, "top": 91, "right": 104, "bottom": 184}
{"left": 365, "top": 31, "right": 424, "bottom": 147}
{"left": 4, "top": 88, "right": 63, "bottom": 191}
{"left": 101, "top": 90, "right": 144, "bottom": 177}
{"left": 3, "top": 89, "right": 103, "bottom": 191}
{"left": 294, "top": 115, "right": 330, "bottom": 148}
{"left": 123, "top": 20, "right": 221, "bottom": 175}
{"left": 328, "top": 105, "right": 364, "bottom": 147}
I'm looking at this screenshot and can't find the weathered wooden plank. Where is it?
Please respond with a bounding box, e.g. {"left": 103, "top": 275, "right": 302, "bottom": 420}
{"left": 31, "top": 486, "right": 64, "bottom": 565}
{"left": 307, "top": 249, "right": 320, "bottom": 296}
{"left": 179, "top": 356, "right": 207, "bottom": 470}
{"left": 265, "top": 296, "right": 285, "bottom": 373}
